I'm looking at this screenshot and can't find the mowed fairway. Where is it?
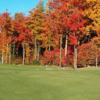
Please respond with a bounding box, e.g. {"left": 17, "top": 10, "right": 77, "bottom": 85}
{"left": 0, "top": 64, "right": 100, "bottom": 100}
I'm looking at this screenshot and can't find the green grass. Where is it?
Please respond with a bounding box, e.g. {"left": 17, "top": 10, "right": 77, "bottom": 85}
{"left": 0, "top": 64, "right": 100, "bottom": 100}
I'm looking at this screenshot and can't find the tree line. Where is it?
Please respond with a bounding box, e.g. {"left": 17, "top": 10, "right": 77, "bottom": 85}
{"left": 0, "top": 0, "right": 100, "bottom": 68}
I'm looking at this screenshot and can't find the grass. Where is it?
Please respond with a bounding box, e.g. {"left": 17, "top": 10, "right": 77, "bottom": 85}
{"left": 0, "top": 64, "right": 100, "bottom": 100}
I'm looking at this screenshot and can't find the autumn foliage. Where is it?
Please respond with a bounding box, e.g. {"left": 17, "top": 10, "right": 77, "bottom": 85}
{"left": 0, "top": 0, "right": 100, "bottom": 68}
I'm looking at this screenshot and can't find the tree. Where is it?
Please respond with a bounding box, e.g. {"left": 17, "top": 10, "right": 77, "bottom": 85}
{"left": 28, "top": 0, "right": 45, "bottom": 60}
{"left": 0, "top": 10, "right": 12, "bottom": 64}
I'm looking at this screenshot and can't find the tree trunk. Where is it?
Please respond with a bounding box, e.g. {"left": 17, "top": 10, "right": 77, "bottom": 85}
{"left": 74, "top": 45, "right": 77, "bottom": 69}
{"left": 96, "top": 57, "right": 98, "bottom": 67}
{"left": 65, "top": 31, "right": 68, "bottom": 56}
{"left": 37, "top": 46, "right": 40, "bottom": 61}
{"left": 23, "top": 42, "right": 25, "bottom": 65}
{"left": 65, "top": 0, "right": 69, "bottom": 56}
{"left": 2, "top": 32, "right": 4, "bottom": 64}
{"left": 13, "top": 39, "right": 15, "bottom": 59}
{"left": 27, "top": 43, "right": 29, "bottom": 64}
{"left": 9, "top": 37, "right": 11, "bottom": 64}
{"left": 73, "top": 4, "right": 77, "bottom": 69}
{"left": 35, "top": 37, "right": 37, "bottom": 60}
{"left": 49, "top": 40, "right": 51, "bottom": 51}
{"left": 49, "top": 44, "right": 50, "bottom": 51}
{"left": 2, "top": 49, "right": 4, "bottom": 64}
{"left": 6, "top": 44, "right": 8, "bottom": 64}
{"left": 60, "top": 35, "right": 62, "bottom": 67}
{"left": 9, "top": 44, "right": 11, "bottom": 64}
{"left": 74, "top": 31, "right": 77, "bottom": 69}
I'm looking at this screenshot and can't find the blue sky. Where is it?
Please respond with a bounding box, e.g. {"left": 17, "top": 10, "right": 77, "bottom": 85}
{"left": 0, "top": 0, "right": 47, "bottom": 17}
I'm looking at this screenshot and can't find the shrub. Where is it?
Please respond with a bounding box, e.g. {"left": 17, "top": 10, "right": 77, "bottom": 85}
{"left": 14, "top": 57, "right": 23, "bottom": 65}
{"left": 77, "top": 42, "right": 98, "bottom": 67}
{"left": 43, "top": 48, "right": 60, "bottom": 65}
{"left": 33, "top": 59, "right": 40, "bottom": 65}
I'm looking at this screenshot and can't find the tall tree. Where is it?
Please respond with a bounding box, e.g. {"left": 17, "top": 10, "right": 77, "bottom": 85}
{"left": 28, "top": 0, "right": 45, "bottom": 60}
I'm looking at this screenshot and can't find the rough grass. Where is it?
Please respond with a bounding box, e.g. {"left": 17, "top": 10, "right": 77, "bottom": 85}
{"left": 0, "top": 64, "right": 100, "bottom": 100}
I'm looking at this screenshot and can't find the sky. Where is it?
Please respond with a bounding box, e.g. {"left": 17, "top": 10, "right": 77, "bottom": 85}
{"left": 0, "top": 0, "right": 47, "bottom": 17}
